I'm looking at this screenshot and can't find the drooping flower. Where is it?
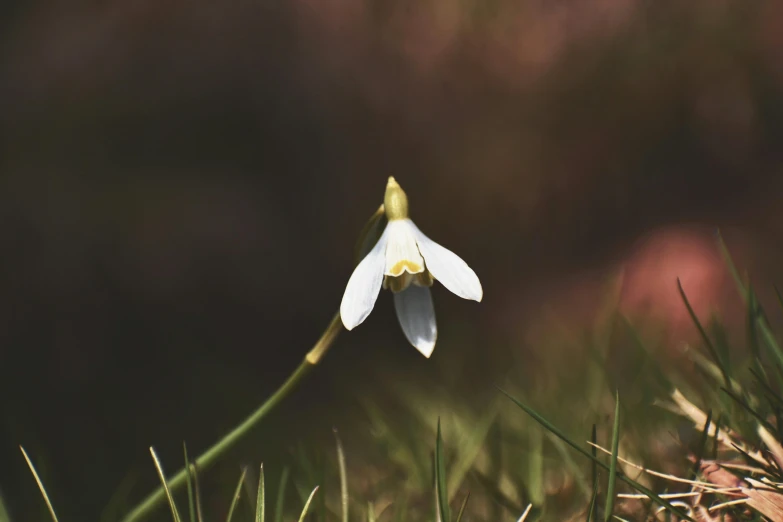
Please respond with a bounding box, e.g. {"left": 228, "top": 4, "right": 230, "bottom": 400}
{"left": 340, "top": 177, "right": 482, "bottom": 357}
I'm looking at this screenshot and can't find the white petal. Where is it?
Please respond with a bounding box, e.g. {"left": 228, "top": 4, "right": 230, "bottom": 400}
{"left": 394, "top": 285, "right": 437, "bottom": 357}
{"left": 411, "top": 222, "right": 483, "bottom": 302}
{"left": 340, "top": 225, "right": 390, "bottom": 330}
{"left": 384, "top": 220, "right": 425, "bottom": 277}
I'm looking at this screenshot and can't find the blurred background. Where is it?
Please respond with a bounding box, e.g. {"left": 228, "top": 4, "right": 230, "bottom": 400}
{"left": 2, "top": 0, "right": 783, "bottom": 520}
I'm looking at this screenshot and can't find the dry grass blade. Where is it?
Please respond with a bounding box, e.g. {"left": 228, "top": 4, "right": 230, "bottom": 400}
{"left": 617, "top": 492, "right": 701, "bottom": 500}
{"left": 588, "top": 442, "right": 743, "bottom": 495}
{"left": 663, "top": 389, "right": 766, "bottom": 464}
{"left": 743, "top": 477, "right": 783, "bottom": 520}
{"left": 516, "top": 503, "right": 532, "bottom": 522}
{"left": 499, "top": 388, "right": 695, "bottom": 520}
{"left": 758, "top": 425, "right": 783, "bottom": 471}
{"left": 149, "top": 447, "right": 183, "bottom": 522}
{"left": 708, "top": 498, "right": 749, "bottom": 511}
{"left": 20, "top": 446, "right": 60, "bottom": 522}
{"left": 653, "top": 501, "right": 693, "bottom": 519}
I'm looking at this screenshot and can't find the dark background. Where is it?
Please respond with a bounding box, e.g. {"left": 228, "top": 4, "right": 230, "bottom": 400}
{"left": 2, "top": 0, "right": 783, "bottom": 519}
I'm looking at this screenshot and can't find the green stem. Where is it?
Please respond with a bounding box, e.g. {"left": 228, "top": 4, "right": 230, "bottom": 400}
{"left": 121, "top": 312, "right": 343, "bottom": 522}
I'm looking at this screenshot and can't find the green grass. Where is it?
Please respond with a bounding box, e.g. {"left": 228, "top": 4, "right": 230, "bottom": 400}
{"left": 18, "top": 232, "right": 783, "bottom": 521}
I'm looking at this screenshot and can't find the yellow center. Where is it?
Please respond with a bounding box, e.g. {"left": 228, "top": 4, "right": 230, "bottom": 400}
{"left": 388, "top": 259, "right": 423, "bottom": 277}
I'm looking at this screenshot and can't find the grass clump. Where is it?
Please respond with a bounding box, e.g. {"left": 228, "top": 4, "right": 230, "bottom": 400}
{"left": 20, "top": 232, "right": 783, "bottom": 521}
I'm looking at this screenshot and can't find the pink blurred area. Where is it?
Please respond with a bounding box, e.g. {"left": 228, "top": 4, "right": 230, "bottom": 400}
{"left": 618, "top": 227, "right": 737, "bottom": 335}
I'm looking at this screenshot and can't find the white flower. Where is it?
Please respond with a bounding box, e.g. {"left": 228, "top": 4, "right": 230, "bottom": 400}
{"left": 340, "top": 177, "right": 482, "bottom": 357}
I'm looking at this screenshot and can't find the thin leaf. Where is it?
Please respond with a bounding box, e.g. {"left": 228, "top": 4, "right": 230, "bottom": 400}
{"left": 149, "top": 447, "right": 182, "bottom": 522}
{"left": 469, "top": 469, "right": 525, "bottom": 516}
{"left": 750, "top": 368, "right": 783, "bottom": 409}
{"left": 455, "top": 492, "right": 470, "bottom": 522}
{"left": 586, "top": 483, "right": 598, "bottom": 522}
{"left": 604, "top": 391, "right": 621, "bottom": 522}
{"left": 20, "top": 446, "right": 60, "bottom": 522}
{"left": 226, "top": 468, "right": 248, "bottom": 522}
{"left": 747, "top": 286, "right": 762, "bottom": 365}
{"left": 435, "top": 419, "right": 451, "bottom": 522}
{"left": 719, "top": 233, "right": 783, "bottom": 379}
{"left": 191, "top": 463, "right": 205, "bottom": 522}
{"left": 184, "top": 443, "right": 196, "bottom": 522}
{"left": 367, "top": 502, "right": 376, "bottom": 522}
{"left": 334, "top": 428, "right": 349, "bottom": 522}
{"left": 0, "top": 488, "right": 10, "bottom": 522}
{"left": 498, "top": 388, "right": 695, "bottom": 521}
{"left": 297, "top": 487, "right": 319, "bottom": 522}
{"left": 256, "top": 464, "right": 265, "bottom": 522}
{"left": 721, "top": 387, "right": 778, "bottom": 435}
{"left": 528, "top": 426, "right": 544, "bottom": 508}
{"left": 690, "top": 410, "right": 712, "bottom": 480}
{"left": 678, "top": 278, "right": 731, "bottom": 388}
{"left": 392, "top": 492, "right": 409, "bottom": 522}
{"left": 591, "top": 424, "right": 598, "bottom": 493}
{"left": 715, "top": 230, "right": 745, "bottom": 298}
{"left": 446, "top": 400, "right": 499, "bottom": 501}
{"left": 548, "top": 433, "right": 592, "bottom": 500}
{"left": 275, "top": 467, "right": 290, "bottom": 522}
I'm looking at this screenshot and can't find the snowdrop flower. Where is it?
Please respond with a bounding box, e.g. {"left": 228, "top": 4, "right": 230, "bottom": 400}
{"left": 340, "top": 177, "right": 483, "bottom": 357}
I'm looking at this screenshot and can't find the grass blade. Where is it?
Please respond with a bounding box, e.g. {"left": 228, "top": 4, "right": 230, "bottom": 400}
{"left": 435, "top": 418, "right": 451, "bottom": 522}
{"left": 297, "top": 486, "right": 319, "bottom": 522}
{"left": 678, "top": 278, "right": 731, "bottom": 388}
{"left": 604, "top": 391, "right": 621, "bottom": 522}
{"left": 716, "top": 230, "right": 745, "bottom": 298}
{"left": 392, "top": 491, "right": 409, "bottom": 522}
{"left": 455, "top": 492, "right": 470, "bottom": 522}
{"left": 256, "top": 464, "right": 265, "bottom": 522}
{"left": 747, "top": 286, "right": 763, "bottom": 366}
{"left": 191, "top": 463, "right": 205, "bottom": 522}
{"left": 690, "top": 409, "right": 712, "bottom": 480}
{"left": 183, "top": 443, "right": 196, "bottom": 522}
{"left": 226, "top": 468, "right": 248, "bottom": 522}
{"left": 591, "top": 424, "right": 598, "bottom": 490}
{"left": 446, "top": 399, "right": 499, "bottom": 501}
{"left": 498, "top": 388, "right": 695, "bottom": 521}
{"left": 334, "top": 428, "right": 349, "bottom": 522}
{"left": 718, "top": 233, "right": 783, "bottom": 381}
{"left": 528, "top": 426, "right": 544, "bottom": 509}
{"left": 586, "top": 482, "right": 598, "bottom": 522}
{"left": 149, "top": 447, "right": 182, "bottom": 522}
{"left": 367, "top": 502, "right": 376, "bottom": 522}
{"left": 20, "top": 446, "right": 60, "bottom": 522}
{"left": 548, "top": 433, "right": 591, "bottom": 500}
{"left": 0, "top": 488, "right": 9, "bottom": 522}
{"left": 275, "top": 466, "right": 290, "bottom": 522}
{"left": 721, "top": 387, "right": 778, "bottom": 435}
{"left": 711, "top": 415, "right": 721, "bottom": 461}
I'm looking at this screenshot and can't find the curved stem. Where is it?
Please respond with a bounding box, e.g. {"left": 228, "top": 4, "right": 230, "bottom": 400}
{"left": 121, "top": 312, "right": 343, "bottom": 522}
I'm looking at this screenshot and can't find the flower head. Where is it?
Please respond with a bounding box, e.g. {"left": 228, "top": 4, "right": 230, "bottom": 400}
{"left": 340, "top": 177, "right": 482, "bottom": 357}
